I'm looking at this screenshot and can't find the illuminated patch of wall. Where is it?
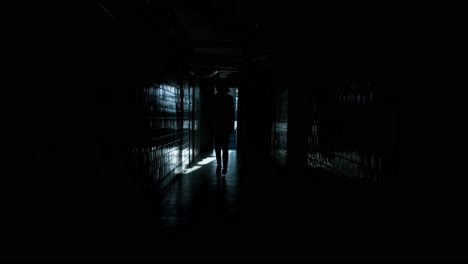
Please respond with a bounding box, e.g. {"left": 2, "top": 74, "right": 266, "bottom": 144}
{"left": 193, "top": 83, "right": 200, "bottom": 159}
{"left": 182, "top": 80, "right": 191, "bottom": 169}
{"left": 272, "top": 90, "right": 288, "bottom": 167}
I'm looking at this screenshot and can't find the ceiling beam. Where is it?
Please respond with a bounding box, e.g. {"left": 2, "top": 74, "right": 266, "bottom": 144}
{"left": 190, "top": 64, "right": 239, "bottom": 71}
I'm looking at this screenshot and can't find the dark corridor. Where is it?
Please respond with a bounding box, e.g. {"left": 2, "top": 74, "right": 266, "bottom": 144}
{"left": 6, "top": 1, "right": 468, "bottom": 262}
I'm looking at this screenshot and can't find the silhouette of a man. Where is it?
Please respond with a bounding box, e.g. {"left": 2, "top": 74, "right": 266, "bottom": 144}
{"left": 213, "top": 86, "right": 235, "bottom": 175}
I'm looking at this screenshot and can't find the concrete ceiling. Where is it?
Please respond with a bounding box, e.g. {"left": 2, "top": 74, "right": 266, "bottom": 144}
{"left": 169, "top": 0, "right": 270, "bottom": 42}
{"left": 168, "top": 0, "right": 272, "bottom": 77}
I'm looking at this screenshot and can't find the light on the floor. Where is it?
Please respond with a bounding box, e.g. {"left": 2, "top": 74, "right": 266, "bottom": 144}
{"left": 198, "top": 157, "right": 216, "bottom": 165}
{"left": 183, "top": 166, "right": 202, "bottom": 174}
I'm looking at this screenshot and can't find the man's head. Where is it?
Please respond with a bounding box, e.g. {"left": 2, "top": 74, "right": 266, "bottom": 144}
{"left": 216, "top": 86, "right": 229, "bottom": 94}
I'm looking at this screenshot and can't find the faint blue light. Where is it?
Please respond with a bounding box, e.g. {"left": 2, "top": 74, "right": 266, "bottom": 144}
{"left": 198, "top": 157, "right": 216, "bottom": 165}
{"left": 183, "top": 166, "right": 202, "bottom": 174}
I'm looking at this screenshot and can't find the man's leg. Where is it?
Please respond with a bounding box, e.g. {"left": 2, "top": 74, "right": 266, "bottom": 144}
{"left": 222, "top": 133, "right": 229, "bottom": 174}
{"left": 214, "top": 135, "right": 222, "bottom": 172}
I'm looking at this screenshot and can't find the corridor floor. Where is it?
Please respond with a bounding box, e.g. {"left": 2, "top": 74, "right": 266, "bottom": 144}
{"left": 124, "top": 150, "right": 369, "bottom": 260}
{"left": 158, "top": 151, "right": 240, "bottom": 232}
{"left": 118, "top": 150, "right": 312, "bottom": 260}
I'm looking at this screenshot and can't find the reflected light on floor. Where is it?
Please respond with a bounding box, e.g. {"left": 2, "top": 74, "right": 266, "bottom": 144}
{"left": 198, "top": 157, "right": 216, "bottom": 165}
{"left": 183, "top": 166, "right": 202, "bottom": 174}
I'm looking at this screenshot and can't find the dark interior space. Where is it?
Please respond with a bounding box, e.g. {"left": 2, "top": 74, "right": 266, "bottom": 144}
{"left": 4, "top": 1, "right": 468, "bottom": 262}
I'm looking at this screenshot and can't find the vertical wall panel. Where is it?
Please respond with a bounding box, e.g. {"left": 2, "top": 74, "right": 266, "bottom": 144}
{"left": 272, "top": 89, "right": 288, "bottom": 168}
{"left": 181, "top": 80, "right": 191, "bottom": 168}
{"left": 305, "top": 81, "right": 398, "bottom": 183}
{"left": 192, "top": 83, "right": 201, "bottom": 160}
